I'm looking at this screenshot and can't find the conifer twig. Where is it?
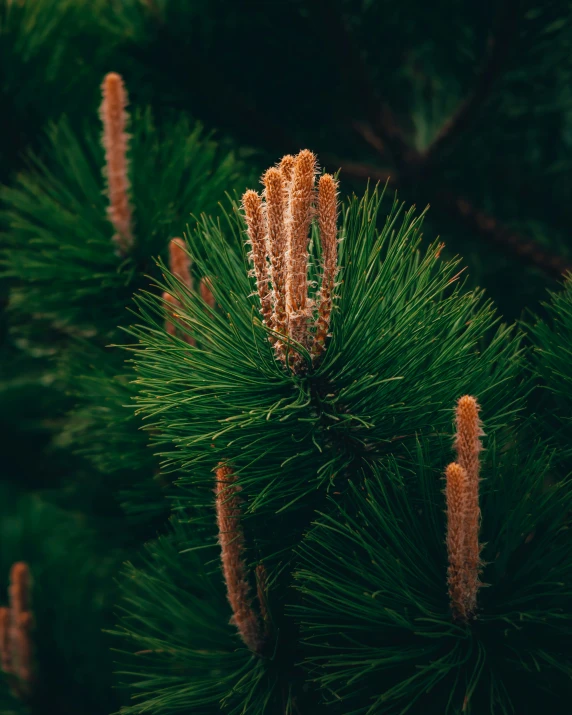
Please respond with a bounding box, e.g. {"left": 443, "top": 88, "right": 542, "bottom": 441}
{"left": 313, "top": 173, "right": 339, "bottom": 359}
{"left": 445, "top": 463, "right": 469, "bottom": 622}
{"left": 243, "top": 190, "right": 272, "bottom": 329}
{"left": 331, "top": 160, "right": 572, "bottom": 278}
{"left": 454, "top": 395, "right": 483, "bottom": 615}
{"left": 100, "top": 72, "right": 134, "bottom": 256}
{"left": 215, "top": 466, "right": 265, "bottom": 654}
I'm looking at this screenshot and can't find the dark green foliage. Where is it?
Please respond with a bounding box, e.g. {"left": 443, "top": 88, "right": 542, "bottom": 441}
{"left": 55, "top": 342, "right": 171, "bottom": 526}
{"left": 2, "top": 1, "right": 572, "bottom": 712}
{"left": 131, "top": 189, "right": 525, "bottom": 523}
{"left": 294, "top": 439, "right": 572, "bottom": 714}
{"left": 119, "top": 188, "right": 551, "bottom": 712}
{"left": 2, "top": 111, "right": 247, "bottom": 338}
{"left": 0, "top": 0, "right": 130, "bottom": 181}
{"left": 0, "top": 485, "right": 123, "bottom": 715}
{"left": 530, "top": 275, "right": 572, "bottom": 461}
{"left": 115, "top": 516, "right": 301, "bottom": 715}
{"left": 0, "top": 94, "right": 250, "bottom": 528}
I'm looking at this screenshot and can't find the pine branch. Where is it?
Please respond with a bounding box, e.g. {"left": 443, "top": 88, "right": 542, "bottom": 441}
{"left": 422, "top": 0, "right": 521, "bottom": 166}
{"left": 312, "top": 0, "right": 414, "bottom": 170}
{"left": 332, "top": 159, "right": 572, "bottom": 277}
{"left": 436, "top": 189, "right": 572, "bottom": 278}
{"left": 313, "top": 0, "right": 571, "bottom": 279}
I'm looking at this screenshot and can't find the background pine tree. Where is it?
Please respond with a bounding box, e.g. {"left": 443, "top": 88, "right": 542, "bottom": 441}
{"left": 1, "top": 0, "right": 571, "bottom": 713}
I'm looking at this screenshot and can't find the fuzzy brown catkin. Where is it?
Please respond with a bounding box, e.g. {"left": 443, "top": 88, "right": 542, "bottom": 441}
{"left": 313, "top": 173, "right": 339, "bottom": 358}
{"left": 445, "top": 463, "right": 468, "bottom": 621}
{"left": 163, "top": 238, "right": 195, "bottom": 345}
{"left": 243, "top": 190, "right": 272, "bottom": 328}
{"left": 100, "top": 72, "right": 134, "bottom": 255}
{"left": 287, "top": 150, "right": 316, "bottom": 348}
{"left": 454, "top": 395, "right": 483, "bottom": 614}
{"left": 263, "top": 168, "right": 289, "bottom": 354}
{"left": 7, "top": 562, "right": 34, "bottom": 697}
{"left": 215, "top": 466, "right": 264, "bottom": 653}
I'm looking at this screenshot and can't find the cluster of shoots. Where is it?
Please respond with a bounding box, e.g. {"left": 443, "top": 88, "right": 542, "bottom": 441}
{"left": 215, "top": 466, "right": 269, "bottom": 655}
{"left": 0, "top": 562, "right": 35, "bottom": 700}
{"left": 242, "top": 150, "right": 339, "bottom": 370}
{"left": 162, "top": 238, "right": 216, "bottom": 343}
{"left": 101, "top": 72, "right": 218, "bottom": 339}
{"left": 445, "top": 395, "right": 484, "bottom": 621}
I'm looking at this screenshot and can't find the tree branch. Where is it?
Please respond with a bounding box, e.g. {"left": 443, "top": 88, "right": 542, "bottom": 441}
{"left": 312, "top": 0, "right": 415, "bottom": 171}
{"left": 422, "top": 0, "right": 520, "bottom": 166}
{"left": 335, "top": 160, "right": 571, "bottom": 278}
{"left": 436, "top": 190, "right": 572, "bottom": 278}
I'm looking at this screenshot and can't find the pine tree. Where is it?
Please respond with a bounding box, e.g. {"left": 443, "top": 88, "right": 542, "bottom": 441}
{"left": 2, "top": 2, "right": 572, "bottom": 713}
{"left": 114, "top": 152, "right": 571, "bottom": 713}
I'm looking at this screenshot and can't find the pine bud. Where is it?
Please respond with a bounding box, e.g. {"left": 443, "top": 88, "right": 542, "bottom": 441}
{"left": 1, "top": 562, "right": 35, "bottom": 700}
{"left": 313, "top": 173, "right": 339, "bottom": 359}
{"left": 243, "top": 190, "right": 272, "bottom": 329}
{"left": 163, "top": 238, "right": 195, "bottom": 346}
{"left": 215, "top": 466, "right": 264, "bottom": 654}
{"left": 454, "top": 395, "right": 483, "bottom": 615}
{"left": 100, "top": 72, "right": 134, "bottom": 256}
{"left": 445, "top": 463, "right": 468, "bottom": 621}
{"left": 263, "top": 168, "right": 290, "bottom": 357}
{"left": 287, "top": 150, "right": 316, "bottom": 349}
{"left": 242, "top": 151, "right": 339, "bottom": 372}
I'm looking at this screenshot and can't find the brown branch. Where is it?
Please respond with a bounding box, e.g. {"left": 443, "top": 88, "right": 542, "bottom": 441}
{"left": 437, "top": 190, "right": 572, "bottom": 278}
{"left": 312, "top": 0, "right": 414, "bottom": 170}
{"left": 422, "top": 0, "right": 520, "bottom": 166}
{"left": 334, "top": 159, "right": 572, "bottom": 278}
{"left": 325, "top": 158, "right": 393, "bottom": 186}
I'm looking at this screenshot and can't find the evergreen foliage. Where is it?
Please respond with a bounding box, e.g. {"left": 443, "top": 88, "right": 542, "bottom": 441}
{"left": 2, "top": 111, "right": 245, "bottom": 337}
{"left": 115, "top": 176, "right": 571, "bottom": 712}
{"left": 0, "top": 485, "right": 122, "bottom": 715}
{"left": 531, "top": 275, "right": 572, "bottom": 461}
{"left": 2, "top": 2, "right": 572, "bottom": 714}
{"left": 294, "top": 441, "right": 572, "bottom": 713}
{"left": 1, "top": 81, "right": 248, "bottom": 525}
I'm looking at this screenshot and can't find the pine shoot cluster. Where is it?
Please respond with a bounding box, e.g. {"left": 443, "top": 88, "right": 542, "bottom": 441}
{"left": 242, "top": 150, "right": 339, "bottom": 369}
